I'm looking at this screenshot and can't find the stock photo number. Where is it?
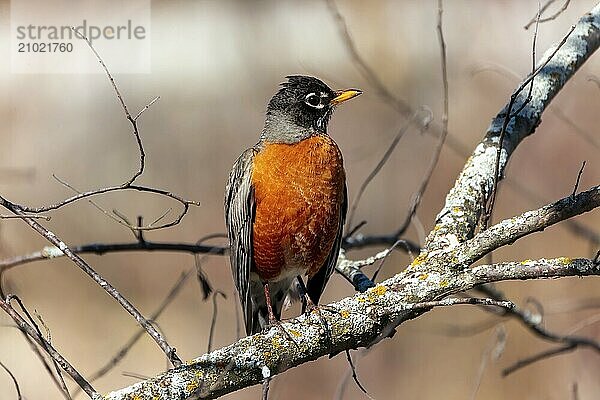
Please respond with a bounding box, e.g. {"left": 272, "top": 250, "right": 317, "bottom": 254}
{"left": 17, "top": 42, "right": 73, "bottom": 53}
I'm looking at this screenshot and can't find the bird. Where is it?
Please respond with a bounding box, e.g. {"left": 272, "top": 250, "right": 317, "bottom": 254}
{"left": 225, "top": 75, "right": 362, "bottom": 335}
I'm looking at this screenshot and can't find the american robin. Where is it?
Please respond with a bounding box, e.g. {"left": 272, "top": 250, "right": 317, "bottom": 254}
{"left": 225, "top": 75, "right": 362, "bottom": 335}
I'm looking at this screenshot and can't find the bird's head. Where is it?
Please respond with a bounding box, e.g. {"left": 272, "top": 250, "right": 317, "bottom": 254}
{"left": 261, "top": 75, "right": 362, "bottom": 143}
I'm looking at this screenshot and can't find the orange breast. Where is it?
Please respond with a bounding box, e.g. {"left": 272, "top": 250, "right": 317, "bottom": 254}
{"left": 251, "top": 135, "right": 345, "bottom": 282}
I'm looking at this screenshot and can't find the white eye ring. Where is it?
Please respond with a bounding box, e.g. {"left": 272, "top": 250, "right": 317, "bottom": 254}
{"left": 305, "top": 93, "right": 325, "bottom": 109}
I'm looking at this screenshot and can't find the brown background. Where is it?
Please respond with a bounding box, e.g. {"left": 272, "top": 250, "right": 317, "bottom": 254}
{"left": 1, "top": 1, "right": 600, "bottom": 399}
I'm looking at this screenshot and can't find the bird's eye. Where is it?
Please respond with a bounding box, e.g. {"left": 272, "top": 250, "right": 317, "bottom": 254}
{"left": 305, "top": 93, "right": 322, "bottom": 108}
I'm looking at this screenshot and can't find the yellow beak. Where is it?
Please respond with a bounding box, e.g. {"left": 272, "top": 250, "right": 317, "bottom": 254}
{"left": 330, "top": 89, "right": 363, "bottom": 106}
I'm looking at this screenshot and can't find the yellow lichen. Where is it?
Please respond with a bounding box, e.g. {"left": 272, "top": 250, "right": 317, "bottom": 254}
{"left": 418, "top": 273, "right": 429, "bottom": 280}
{"left": 288, "top": 329, "right": 302, "bottom": 337}
{"left": 439, "top": 279, "right": 449, "bottom": 288}
{"left": 559, "top": 257, "right": 572, "bottom": 264}
{"left": 520, "top": 259, "right": 532, "bottom": 265}
{"left": 186, "top": 381, "right": 199, "bottom": 393}
{"left": 339, "top": 309, "right": 350, "bottom": 318}
{"left": 271, "top": 336, "right": 281, "bottom": 348}
{"left": 411, "top": 254, "right": 428, "bottom": 267}
{"left": 372, "top": 285, "right": 387, "bottom": 296}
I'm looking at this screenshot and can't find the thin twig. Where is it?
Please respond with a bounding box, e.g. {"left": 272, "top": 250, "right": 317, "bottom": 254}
{"left": 0, "top": 27, "right": 199, "bottom": 231}
{"left": 525, "top": 0, "right": 572, "bottom": 29}
{"left": 0, "top": 240, "right": 226, "bottom": 272}
{"left": 524, "top": 0, "right": 557, "bottom": 29}
{"left": 391, "top": 0, "right": 449, "bottom": 238}
{"left": 502, "top": 343, "right": 577, "bottom": 376}
{"left": 371, "top": 240, "right": 405, "bottom": 282}
{"left": 262, "top": 376, "right": 270, "bottom": 400}
{"left": 0, "top": 200, "right": 183, "bottom": 367}
{"left": 571, "top": 161, "right": 586, "bottom": 199}
{"left": 471, "top": 63, "right": 600, "bottom": 151}
{"left": 483, "top": 23, "right": 577, "bottom": 228}
{"left": 333, "top": 348, "right": 372, "bottom": 400}
{"left": 48, "top": 174, "right": 198, "bottom": 231}
{"left": 10, "top": 325, "right": 71, "bottom": 399}
{"left": 469, "top": 326, "right": 506, "bottom": 400}
{"left": 324, "top": 0, "right": 412, "bottom": 115}
{"left": 9, "top": 297, "right": 72, "bottom": 399}
{"left": 0, "top": 214, "right": 51, "bottom": 220}
{"left": 485, "top": 5, "right": 541, "bottom": 228}
{"left": 472, "top": 283, "right": 600, "bottom": 377}
{"left": 0, "top": 296, "right": 98, "bottom": 398}
{"left": 70, "top": 27, "right": 144, "bottom": 185}
{"left": 346, "top": 108, "right": 427, "bottom": 231}
{"left": 0, "top": 233, "right": 405, "bottom": 273}
{"left": 344, "top": 350, "right": 371, "bottom": 397}
{"left": 0, "top": 361, "right": 22, "bottom": 400}
{"left": 207, "top": 291, "right": 226, "bottom": 353}
{"left": 78, "top": 270, "right": 194, "bottom": 392}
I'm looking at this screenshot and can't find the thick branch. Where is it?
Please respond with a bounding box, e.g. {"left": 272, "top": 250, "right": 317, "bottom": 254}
{"left": 103, "top": 257, "right": 599, "bottom": 400}
{"left": 425, "top": 5, "right": 600, "bottom": 251}
{"left": 456, "top": 185, "right": 600, "bottom": 266}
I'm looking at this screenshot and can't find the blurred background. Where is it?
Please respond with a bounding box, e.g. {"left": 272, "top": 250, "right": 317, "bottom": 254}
{"left": 1, "top": 0, "right": 600, "bottom": 399}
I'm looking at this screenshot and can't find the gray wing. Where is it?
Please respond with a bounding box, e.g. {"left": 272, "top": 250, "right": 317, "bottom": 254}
{"left": 224, "top": 148, "right": 256, "bottom": 329}
{"left": 306, "top": 182, "right": 347, "bottom": 304}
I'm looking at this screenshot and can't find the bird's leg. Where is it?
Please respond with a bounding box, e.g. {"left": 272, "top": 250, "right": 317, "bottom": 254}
{"left": 296, "top": 277, "right": 332, "bottom": 343}
{"left": 263, "top": 282, "right": 299, "bottom": 348}
{"left": 263, "top": 282, "right": 279, "bottom": 326}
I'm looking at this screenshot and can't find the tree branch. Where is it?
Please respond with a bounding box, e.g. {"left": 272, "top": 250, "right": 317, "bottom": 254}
{"left": 425, "top": 5, "right": 600, "bottom": 251}
{"left": 103, "top": 257, "right": 599, "bottom": 400}
{"left": 99, "top": 4, "right": 600, "bottom": 398}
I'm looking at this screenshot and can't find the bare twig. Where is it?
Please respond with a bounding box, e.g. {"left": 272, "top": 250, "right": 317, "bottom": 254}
{"left": 79, "top": 270, "right": 194, "bottom": 391}
{"left": 391, "top": 0, "right": 449, "bottom": 239}
{"left": 324, "top": 0, "right": 412, "bottom": 115}
{"left": 371, "top": 240, "right": 405, "bottom": 282}
{"left": 69, "top": 27, "right": 144, "bottom": 185}
{"left": 0, "top": 27, "right": 199, "bottom": 232}
{"left": 471, "top": 278, "right": 600, "bottom": 378}
{"left": 487, "top": 26, "right": 578, "bottom": 229}
{"left": 9, "top": 297, "right": 72, "bottom": 399}
{"left": 0, "top": 240, "right": 226, "bottom": 273}
{"left": 571, "top": 161, "right": 586, "bottom": 199}
{"left": 207, "top": 291, "right": 226, "bottom": 353}
{"left": 524, "top": 0, "right": 572, "bottom": 29}
{"left": 9, "top": 325, "right": 72, "bottom": 399}
{"left": 0, "top": 200, "right": 182, "bottom": 367}
{"left": 484, "top": 8, "right": 545, "bottom": 228}
{"left": 0, "top": 214, "right": 51, "bottom": 220}
{"left": 0, "top": 361, "right": 22, "bottom": 400}
{"left": 524, "top": 0, "right": 557, "bottom": 29}
{"left": 473, "top": 63, "right": 600, "bottom": 151}
{"left": 333, "top": 348, "right": 372, "bottom": 400}
{"left": 344, "top": 350, "right": 371, "bottom": 398}
{"left": 0, "top": 232, "right": 407, "bottom": 273}
{"left": 0, "top": 296, "right": 98, "bottom": 399}
{"left": 469, "top": 326, "right": 506, "bottom": 400}
{"left": 502, "top": 343, "right": 577, "bottom": 376}
{"left": 346, "top": 108, "right": 427, "bottom": 231}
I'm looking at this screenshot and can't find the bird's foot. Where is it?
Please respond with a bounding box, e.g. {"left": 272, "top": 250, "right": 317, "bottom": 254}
{"left": 265, "top": 316, "right": 300, "bottom": 349}
{"left": 303, "top": 297, "right": 333, "bottom": 344}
